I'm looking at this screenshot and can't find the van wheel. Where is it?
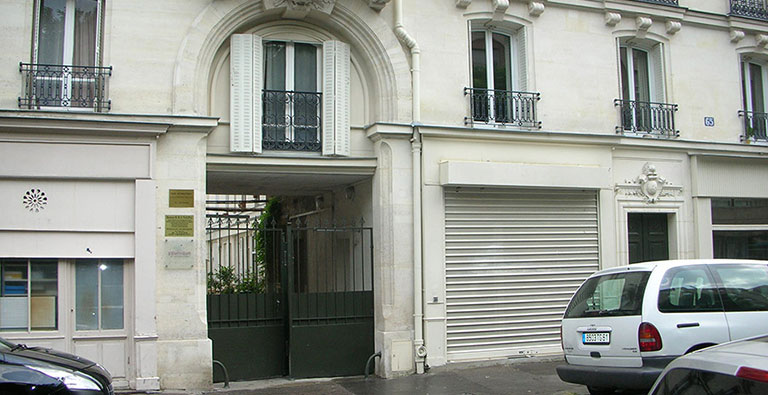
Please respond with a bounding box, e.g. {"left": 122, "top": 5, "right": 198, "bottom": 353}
{"left": 587, "top": 386, "right": 615, "bottom": 395}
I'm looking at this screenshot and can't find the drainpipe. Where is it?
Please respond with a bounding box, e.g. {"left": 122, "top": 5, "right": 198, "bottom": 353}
{"left": 393, "top": 0, "right": 426, "bottom": 374}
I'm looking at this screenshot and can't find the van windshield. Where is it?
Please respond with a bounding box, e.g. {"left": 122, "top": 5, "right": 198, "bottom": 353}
{"left": 564, "top": 272, "right": 651, "bottom": 318}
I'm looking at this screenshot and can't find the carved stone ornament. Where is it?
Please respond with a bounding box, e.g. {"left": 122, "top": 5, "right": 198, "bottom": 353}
{"left": 665, "top": 20, "right": 681, "bottom": 35}
{"left": 730, "top": 29, "right": 746, "bottom": 43}
{"left": 456, "top": 0, "right": 472, "bottom": 8}
{"left": 605, "top": 12, "right": 621, "bottom": 27}
{"left": 263, "top": 0, "right": 335, "bottom": 19}
{"left": 528, "top": 2, "right": 545, "bottom": 17}
{"left": 23, "top": 188, "right": 48, "bottom": 212}
{"left": 368, "top": 0, "right": 390, "bottom": 11}
{"left": 636, "top": 163, "right": 667, "bottom": 203}
{"left": 757, "top": 34, "right": 768, "bottom": 48}
{"left": 636, "top": 16, "right": 652, "bottom": 32}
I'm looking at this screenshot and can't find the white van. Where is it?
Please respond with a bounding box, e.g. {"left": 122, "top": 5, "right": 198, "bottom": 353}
{"left": 556, "top": 259, "right": 768, "bottom": 395}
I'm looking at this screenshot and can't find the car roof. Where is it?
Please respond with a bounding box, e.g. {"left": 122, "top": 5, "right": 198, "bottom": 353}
{"left": 590, "top": 259, "right": 768, "bottom": 277}
{"left": 662, "top": 335, "right": 768, "bottom": 376}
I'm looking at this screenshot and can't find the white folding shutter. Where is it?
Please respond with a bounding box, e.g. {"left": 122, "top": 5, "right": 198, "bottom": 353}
{"left": 322, "top": 40, "right": 351, "bottom": 156}
{"left": 444, "top": 188, "right": 599, "bottom": 361}
{"left": 229, "top": 34, "right": 262, "bottom": 153}
{"left": 334, "top": 42, "right": 351, "bottom": 156}
{"left": 649, "top": 43, "right": 666, "bottom": 103}
{"left": 322, "top": 41, "right": 337, "bottom": 156}
{"left": 515, "top": 28, "right": 528, "bottom": 92}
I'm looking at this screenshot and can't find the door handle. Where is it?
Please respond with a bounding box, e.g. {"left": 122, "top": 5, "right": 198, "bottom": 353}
{"left": 677, "top": 322, "right": 700, "bottom": 328}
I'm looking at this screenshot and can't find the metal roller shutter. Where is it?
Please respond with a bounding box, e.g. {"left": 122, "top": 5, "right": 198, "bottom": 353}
{"left": 444, "top": 188, "right": 599, "bottom": 361}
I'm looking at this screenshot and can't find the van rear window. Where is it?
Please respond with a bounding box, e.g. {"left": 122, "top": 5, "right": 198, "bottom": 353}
{"left": 564, "top": 272, "right": 650, "bottom": 319}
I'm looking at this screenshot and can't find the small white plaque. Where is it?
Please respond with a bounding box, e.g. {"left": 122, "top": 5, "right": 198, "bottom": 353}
{"left": 165, "top": 238, "right": 194, "bottom": 269}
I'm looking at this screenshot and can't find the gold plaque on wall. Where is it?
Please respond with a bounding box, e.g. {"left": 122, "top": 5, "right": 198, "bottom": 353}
{"left": 169, "top": 189, "right": 194, "bottom": 208}
{"left": 165, "top": 215, "right": 194, "bottom": 237}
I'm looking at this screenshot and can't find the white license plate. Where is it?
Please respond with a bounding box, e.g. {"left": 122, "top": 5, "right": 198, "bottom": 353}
{"left": 582, "top": 332, "right": 610, "bottom": 344}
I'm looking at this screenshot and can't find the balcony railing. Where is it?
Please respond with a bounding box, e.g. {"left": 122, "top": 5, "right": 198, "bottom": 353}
{"left": 633, "top": 0, "right": 679, "bottom": 6}
{"left": 738, "top": 110, "right": 768, "bottom": 142}
{"left": 615, "top": 99, "right": 679, "bottom": 138}
{"left": 18, "top": 63, "right": 112, "bottom": 112}
{"left": 465, "top": 88, "right": 541, "bottom": 128}
{"left": 262, "top": 90, "right": 322, "bottom": 152}
{"left": 730, "top": 0, "right": 768, "bottom": 20}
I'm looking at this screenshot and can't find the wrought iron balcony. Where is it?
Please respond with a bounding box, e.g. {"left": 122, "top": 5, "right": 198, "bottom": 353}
{"left": 730, "top": 0, "right": 768, "bottom": 20}
{"left": 738, "top": 110, "right": 768, "bottom": 142}
{"left": 18, "top": 63, "right": 112, "bottom": 112}
{"left": 465, "top": 88, "right": 541, "bottom": 128}
{"left": 262, "top": 90, "right": 322, "bottom": 152}
{"left": 615, "top": 99, "right": 679, "bottom": 138}
{"left": 633, "top": 0, "right": 679, "bottom": 6}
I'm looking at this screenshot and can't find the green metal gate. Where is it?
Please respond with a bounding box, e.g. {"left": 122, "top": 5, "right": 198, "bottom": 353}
{"left": 206, "top": 216, "right": 374, "bottom": 381}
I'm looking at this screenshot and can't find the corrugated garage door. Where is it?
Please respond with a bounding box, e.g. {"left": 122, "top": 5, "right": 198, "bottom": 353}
{"left": 444, "top": 188, "right": 599, "bottom": 361}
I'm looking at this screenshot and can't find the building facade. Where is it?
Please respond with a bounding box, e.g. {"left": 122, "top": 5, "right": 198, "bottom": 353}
{"left": 0, "top": 0, "right": 766, "bottom": 390}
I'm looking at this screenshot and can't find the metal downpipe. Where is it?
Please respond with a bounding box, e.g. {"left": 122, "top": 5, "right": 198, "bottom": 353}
{"left": 393, "top": 0, "right": 426, "bottom": 374}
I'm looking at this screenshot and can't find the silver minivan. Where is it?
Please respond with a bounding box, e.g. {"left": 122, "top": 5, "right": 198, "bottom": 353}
{"left": 556, "top": 259, "right": 768, "bottom": 395}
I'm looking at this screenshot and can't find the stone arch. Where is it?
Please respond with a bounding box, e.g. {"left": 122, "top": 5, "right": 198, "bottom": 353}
{"left": 172, "top": 0, "right": 410, "bottom": 123}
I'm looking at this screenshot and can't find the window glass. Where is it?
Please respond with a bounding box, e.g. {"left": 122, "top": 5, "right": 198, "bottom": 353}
{"left": 750, "top": 63, "right": 765, "bottom": 113}
{"left": 711, "top": 264, "right": 768, "bottom": 312}
{"left": 294, "top": 43, "right": 317, "bottom": 92}
{"left": 658, "top": 266, "right": 722, "bottom": 313}
{"left": 76, "top": 260, "right": 98, "bottom": 330}
{"left": 471, "top": 31, "right": 487, "bottom": 89}
{"left": 30, "top": 260, "right": 57, "bottom": 330}
{"left": 0, "top": 259, "right": 58, "bottom": 331}
{"left": 714, "top": 231, "right": 768, "bottom": 260}
{"left": 264, "top": 42, "right": 286, "bottom": 91}
{"left": 100, "top": 259, "right": 123, "bottom": 330}
{"left": 632, "top": 48, "right": 650, "bottom": 103}
{"left": 0, "top": 261, "right": 29, "bottom": 331}
{"left": 651, "top": 368, "right": 768, "bottom": 395}
{"left": 491, "top": 33, "right": 511, "bottom": 91}
{"left": 73, "top": 0, "right": 98, "bottom": 66}
{"left": 564, "top": 272, "right": 650, "bottom": 318}
{"left": 38, "top": 0, "right": 67, "bottom": 65}
{"left": 711, "top": 199, "right": 768, "bottom": 225}
{"left": 620, "top": 47, "right": 630, "bottom": 101}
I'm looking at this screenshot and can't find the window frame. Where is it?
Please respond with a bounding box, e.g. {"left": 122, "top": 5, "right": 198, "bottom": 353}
{"left": 74, "top": 258, "right": 125, "bottom": 332}
{"left": 0, "top": 259, "right": 59, "bottom": 333}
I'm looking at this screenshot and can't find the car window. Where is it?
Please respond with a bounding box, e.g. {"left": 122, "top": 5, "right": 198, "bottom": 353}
{"left": 711, "top": 264, "right": 768, "bottom": 312}
{"left": 651, "top": 368, "right": 768, "bottom": 395}
{"left": 563, "top": 272, "right": 650, "bottom": 318}
{"left": 658, "top": 266, "right": 722, "bottom": 313}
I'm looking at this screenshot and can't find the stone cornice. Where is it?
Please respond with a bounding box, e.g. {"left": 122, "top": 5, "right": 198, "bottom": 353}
{"left": 0, "top": 110, "right": 218, "bottom": 137}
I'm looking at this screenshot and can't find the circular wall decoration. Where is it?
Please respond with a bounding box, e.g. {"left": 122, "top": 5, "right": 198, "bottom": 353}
{"left": 23, "top": 189, "right": 48, "bottom": 212}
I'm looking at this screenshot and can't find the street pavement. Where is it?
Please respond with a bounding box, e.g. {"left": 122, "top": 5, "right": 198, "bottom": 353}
{"left": 149, "top": 356, "right": 606, "bottom": 395}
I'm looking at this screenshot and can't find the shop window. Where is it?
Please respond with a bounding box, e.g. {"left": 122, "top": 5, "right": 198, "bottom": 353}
{"left": 75, "top": 259, "right": 123, "bottom": 331}
{"left": 712, "top": 198, "right": 768, "bottom": 259}
{"left": 0, "top": 259, "right": 58, "bottom": 331}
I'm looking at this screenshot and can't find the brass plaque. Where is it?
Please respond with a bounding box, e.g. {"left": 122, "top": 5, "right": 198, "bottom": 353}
{"left": 169, "top": 189, "right": 194, "bottom": 208}
{"left": 165, "top": 215, "right": 194, "bottom": 237}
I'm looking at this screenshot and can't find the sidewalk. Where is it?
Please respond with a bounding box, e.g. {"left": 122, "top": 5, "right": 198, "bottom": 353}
{"left": 148, "top": 356, "right": 591, "bottom": 395}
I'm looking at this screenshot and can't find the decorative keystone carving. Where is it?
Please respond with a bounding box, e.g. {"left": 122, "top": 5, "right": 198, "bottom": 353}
{"left": 456, "top": 0, "right": 472, "bottom": 8}
{"left": 263, "top": 0, "right": 335, "bottom": 19}
{"left": 636, "top": 163, "right": 667, "bottom": 203}
{"left": 605, "top": 12, "right": 621, "bottom": 27}
{"left": 757, "top": 34, "right": 768, "bottom": 48}
{"left": 730, "top": 29, "right": 745, "bottom": 43}
{"left": 493, "top": 0, "right": 509, "bottom": 13}
{"left": 665, "top": 20, "right": 681, "bottom": 35}
{"left": 528, "top": 2, "right": 545, "bottom": 17}
{"left": 636, "top": 16, "right": 652, "bottom": 32}
{"left": 368, "top": 0, "right": 389, "bottom": 11}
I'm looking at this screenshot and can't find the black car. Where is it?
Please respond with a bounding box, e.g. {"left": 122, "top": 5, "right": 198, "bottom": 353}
{"left": 0, "top": 337, "right": 113, "bottom": 394}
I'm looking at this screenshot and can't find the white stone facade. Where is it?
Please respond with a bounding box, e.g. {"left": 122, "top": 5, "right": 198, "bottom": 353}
{"left": 0, "top": 0, "right": 767, "bottom": 390}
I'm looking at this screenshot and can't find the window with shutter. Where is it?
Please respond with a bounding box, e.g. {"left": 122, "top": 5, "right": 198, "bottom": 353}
{"left": 740, "top": 57, "right": 768, "bottom": 141}
{"left": 466, "top": 23, "right": 538, "bottom": 128}
{"left": 21, "top": 0, "right": 110, "bottom": 111}
{"left": 616, "top": 39, "right": 676, "bottom": 137}
{"left": 229, "top": 35, "right": 350, "bottom": 155}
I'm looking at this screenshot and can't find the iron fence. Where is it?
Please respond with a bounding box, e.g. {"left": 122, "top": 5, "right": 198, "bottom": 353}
{"left": 465, "top": 87, "right": 541, "bottom": 128}
{"left": 738, "top": 110, "right": 768, "bottom": 142}
{"left": 615, "top": 99, "right": 678, "bottom": 138}
{"left": 18, "top": 63, "right": 111, "bottom": 111}
{"left": 730, "top": 0, "right": 768, "bottom": 20}
{"left": 263, "top": 90, "right": 322, "bottom": 152}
